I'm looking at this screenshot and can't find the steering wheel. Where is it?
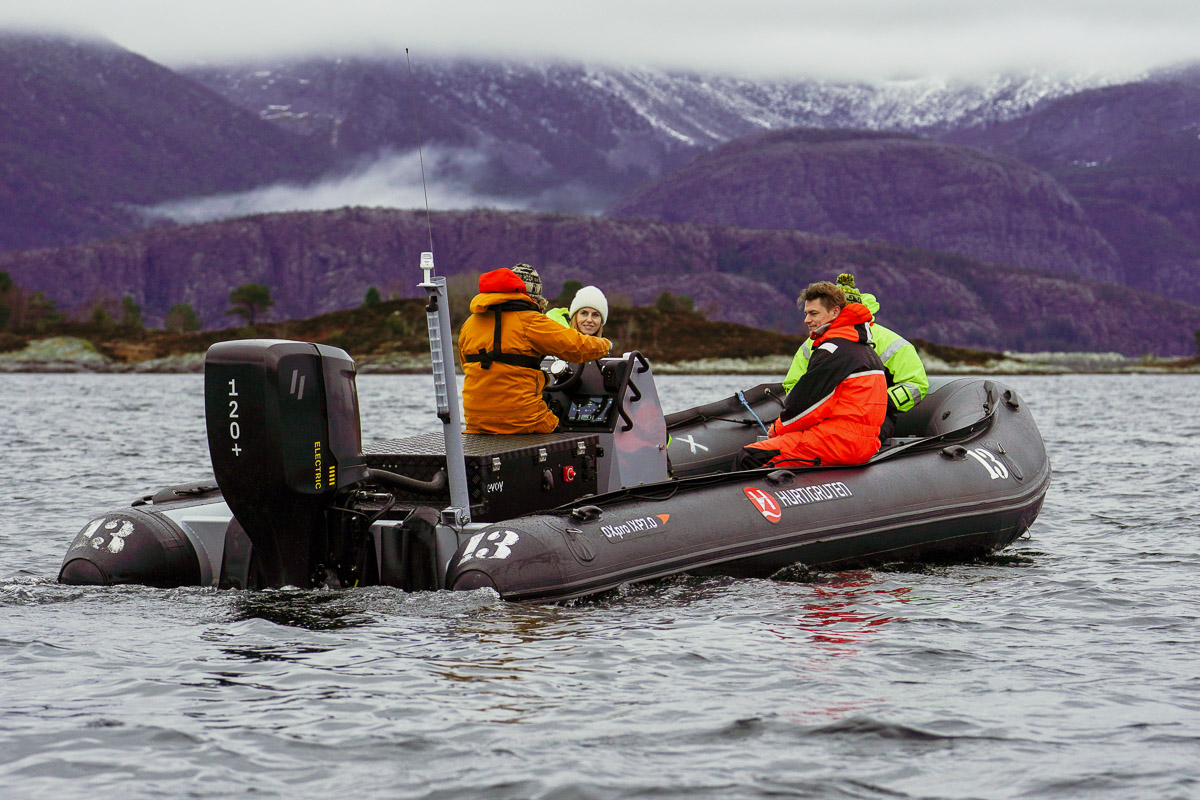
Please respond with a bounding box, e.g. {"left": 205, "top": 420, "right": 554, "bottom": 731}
{"left": 544, "top": 358, "right": 586, "bottom": 394}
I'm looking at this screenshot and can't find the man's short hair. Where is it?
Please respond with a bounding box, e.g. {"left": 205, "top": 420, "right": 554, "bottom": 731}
{"left": 798, "top": 281, "right": 846, "bottom": 312}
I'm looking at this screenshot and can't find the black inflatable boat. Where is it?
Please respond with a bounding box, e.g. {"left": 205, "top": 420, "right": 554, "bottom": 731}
{"left": 58, "top": 256, "right": 1050, "bottom": 603}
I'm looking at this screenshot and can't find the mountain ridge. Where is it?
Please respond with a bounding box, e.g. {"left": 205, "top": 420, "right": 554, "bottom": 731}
{"left": 607, "top": 129, "right": 1123, "bottom": 282}
{"left": 0, "top": 31, "right": 336, "bottom": 251}
{"left": 5, "top": 33, "right": 1200, "bottom": 338}
{"left": 2, "top": 206, "right": 1197, "bottom": 356}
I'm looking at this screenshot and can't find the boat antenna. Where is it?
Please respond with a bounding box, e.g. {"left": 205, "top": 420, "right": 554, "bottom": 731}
{"left": 405, "top": 47, "right": 435, "bottom": 254}
{"left": 409, "top": 48, "right": 471, "bottom": 527}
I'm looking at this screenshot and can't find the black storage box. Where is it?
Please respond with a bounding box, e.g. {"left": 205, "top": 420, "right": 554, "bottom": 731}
{"left": 362, "top": 432, "right": 600, "bottom": 522}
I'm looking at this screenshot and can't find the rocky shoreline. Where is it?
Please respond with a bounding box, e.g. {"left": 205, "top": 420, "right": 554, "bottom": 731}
{"left": 2, "top": 336, "right": 1197, "bottom": 375}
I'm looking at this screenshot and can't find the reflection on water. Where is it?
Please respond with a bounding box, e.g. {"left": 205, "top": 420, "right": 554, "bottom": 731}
{"left": 760, "top": 571, "right": 914, "bottom": 722}
{"left": 762, "top": 570, "right": 909, "bottom": 657}
{"left": 787, "top": 571, "right": 910, "bottom": 646}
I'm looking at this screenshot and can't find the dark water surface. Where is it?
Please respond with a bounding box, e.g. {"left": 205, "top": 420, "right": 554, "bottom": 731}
{"left": 2, "top": 373, "right": 1198, "bottom": 799}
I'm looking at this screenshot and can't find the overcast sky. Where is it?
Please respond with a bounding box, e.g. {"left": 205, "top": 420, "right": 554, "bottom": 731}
{"left": 3, "top": 0, "right": 1199, "bottom": 81}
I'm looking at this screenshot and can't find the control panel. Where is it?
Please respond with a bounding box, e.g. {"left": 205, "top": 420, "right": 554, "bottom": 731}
{"left": 565, "top": 395, "right": 615, "bottom": 426}
{"left": 546, "top": 357, "right": 631, "bottom": 432}
{"left": 543, "top": 351, "right": 670, "bottom": 493}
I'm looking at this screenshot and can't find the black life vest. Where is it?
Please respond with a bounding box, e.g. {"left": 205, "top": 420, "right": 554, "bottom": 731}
{"left": 462, "top": 300, "right": 545, "bottom": 370}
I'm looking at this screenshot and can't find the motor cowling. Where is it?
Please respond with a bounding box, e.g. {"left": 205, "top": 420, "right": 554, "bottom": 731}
{"left": 204, "top": 340, "right": 370, "bottom": 588}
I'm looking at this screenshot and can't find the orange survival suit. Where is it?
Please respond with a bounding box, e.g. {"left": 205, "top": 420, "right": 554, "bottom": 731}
{"left": 458, "top": 268, "right": 611, "bottom": 434}
{"left": 738, "top": 302, "right": 887, "bottom": 469}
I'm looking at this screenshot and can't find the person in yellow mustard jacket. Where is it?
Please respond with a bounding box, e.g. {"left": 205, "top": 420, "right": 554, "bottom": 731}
{"left": 459, "top": 266, "right": 612, "bottom": 434}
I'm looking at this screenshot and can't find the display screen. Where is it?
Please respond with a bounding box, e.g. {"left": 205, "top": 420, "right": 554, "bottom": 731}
{"left": 567, "top": 396, "right": 613, "bottom": 424}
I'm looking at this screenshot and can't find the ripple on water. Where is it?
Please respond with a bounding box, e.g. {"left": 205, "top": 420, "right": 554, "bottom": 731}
{"left": 1, "top": 374, "right": 1199, "bottom": 800}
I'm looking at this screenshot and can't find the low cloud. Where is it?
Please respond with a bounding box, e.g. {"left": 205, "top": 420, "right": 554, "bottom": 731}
{"left": 7, "top": 0, "right": 1200, "bottom": 81}
{"left": 143, "top": 147, "right": 533, "bottom": 225}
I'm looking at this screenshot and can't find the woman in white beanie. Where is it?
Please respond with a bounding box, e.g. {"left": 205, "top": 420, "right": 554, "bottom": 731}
{"left": 568, "top": 285, "right": 608, "bottom": 337}
{"left": 549, "top": 285, "right": 609, "bottom": 337}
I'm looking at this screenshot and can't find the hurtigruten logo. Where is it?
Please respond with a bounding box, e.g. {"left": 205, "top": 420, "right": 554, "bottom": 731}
{"left": 600, "top": 514, "right": 670, "bottom": 541}
{"left": 743, "top": 487, "right": 781, "bottom": 523}
{"left": 774, "top": 481, "right": 853, "bottom": 507}
{"left": 744, "top": 481, "right": 853, "bottom": 522}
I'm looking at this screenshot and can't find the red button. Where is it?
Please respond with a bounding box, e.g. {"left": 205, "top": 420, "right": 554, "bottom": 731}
{"left": 562, "top": 465, "right": 577, "bottom": 482}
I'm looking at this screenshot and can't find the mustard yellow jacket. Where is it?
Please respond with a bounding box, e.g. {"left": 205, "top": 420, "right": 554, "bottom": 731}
{"left": 459, "top": 291, "right": 611, "bottom": 433}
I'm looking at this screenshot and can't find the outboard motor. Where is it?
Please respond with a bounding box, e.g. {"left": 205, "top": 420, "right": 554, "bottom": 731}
{"left": 204, "top": 340, "right": 370, "bottom": 588}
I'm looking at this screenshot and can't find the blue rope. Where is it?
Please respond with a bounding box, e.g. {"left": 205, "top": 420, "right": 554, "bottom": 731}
{"left": 737, "top": 391, "right": 770, "bottom": 436}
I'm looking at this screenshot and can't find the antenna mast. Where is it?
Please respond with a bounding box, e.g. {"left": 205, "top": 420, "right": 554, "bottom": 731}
{"left": 409, "top": 49, "right": 470, "bottom": 527}
{"left": 406, "top": 48, "right": 435, "bottom": 254}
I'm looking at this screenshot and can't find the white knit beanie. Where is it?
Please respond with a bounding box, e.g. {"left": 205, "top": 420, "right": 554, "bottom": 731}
{"left": 569, "top": 285, "right": 609, "bottom": 324}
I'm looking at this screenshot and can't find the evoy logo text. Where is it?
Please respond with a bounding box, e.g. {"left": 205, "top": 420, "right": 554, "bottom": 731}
{"left": 486, "top": 479, "right": 504, "bottom": 493}
{"left": 600, "top": 514, "right": 670, "bottom": 542}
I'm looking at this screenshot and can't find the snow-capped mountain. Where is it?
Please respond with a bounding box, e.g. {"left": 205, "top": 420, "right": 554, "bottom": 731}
{"left": 183, "top": 57, "right": 1115, "bottom": 214}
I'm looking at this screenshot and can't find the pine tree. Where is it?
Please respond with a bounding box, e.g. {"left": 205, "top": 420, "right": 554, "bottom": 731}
{"left": 227, "top": 283, "right": 275, "bottom": 326}
{"left": 119, "top": 294, "right": 143, "bottom": 329}
{"left": 165, "top": 302, "right": 201, "bottom": 332}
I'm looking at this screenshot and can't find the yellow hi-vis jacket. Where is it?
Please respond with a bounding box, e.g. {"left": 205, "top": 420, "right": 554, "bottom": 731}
{"left": 782, "top": 291, "right": 928, "bottom": 413}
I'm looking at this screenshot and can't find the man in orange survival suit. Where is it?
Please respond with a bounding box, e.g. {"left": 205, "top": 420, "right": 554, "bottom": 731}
{"left": 736, "top": 281, "right": 887, "bottom": 469}
{"left": 459, "top": 266, "right": 612, "bottom": 433}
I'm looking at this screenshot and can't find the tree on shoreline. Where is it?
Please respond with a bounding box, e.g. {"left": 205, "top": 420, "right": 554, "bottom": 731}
{"left": 227, "top": 283, "right": 274, "bottom": 326}
{"left": 0, "top": 270, "right": 12, "bottom": 329}
{"left": 165, "top": 302, "right": 201, "bottom": 332}
{"left": 119, "top": 294, "right": 143, "bottom": 329}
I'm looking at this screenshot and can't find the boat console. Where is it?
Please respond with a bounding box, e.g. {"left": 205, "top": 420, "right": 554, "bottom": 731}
{"left": 543, "top": 351, "right": 669, "bottom": 493}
